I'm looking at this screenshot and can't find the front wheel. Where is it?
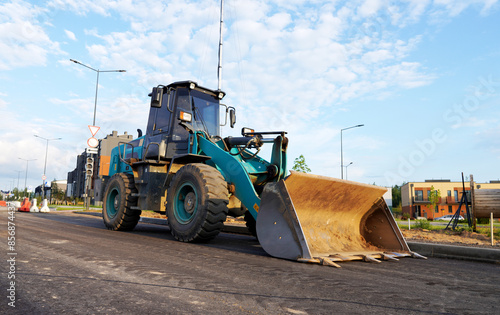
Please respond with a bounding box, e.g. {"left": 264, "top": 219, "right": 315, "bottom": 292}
{"left": 166, "top": 164, "right": 229, "bottom": 242}
{"left": 103, "top": 173, "right": 141, "bottom": 231}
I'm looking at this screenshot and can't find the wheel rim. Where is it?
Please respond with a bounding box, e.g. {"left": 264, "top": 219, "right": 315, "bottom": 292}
{"left": 174, "top": 182, "right": 198, "bottom": 224}
{"left": 106, "top": 187, "right": 119, "bottom": 219}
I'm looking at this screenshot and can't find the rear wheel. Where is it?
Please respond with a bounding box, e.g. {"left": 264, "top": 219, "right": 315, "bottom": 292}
{"left": 166, "top": 163, "right": 229, "bottom": 242}
{"left": 103, "top": 173, "right": 141, "bottom": 231}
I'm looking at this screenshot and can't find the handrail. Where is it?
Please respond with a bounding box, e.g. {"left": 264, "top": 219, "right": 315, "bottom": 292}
{"left": 117, "top": 142, "right": 136, "bottom": 165}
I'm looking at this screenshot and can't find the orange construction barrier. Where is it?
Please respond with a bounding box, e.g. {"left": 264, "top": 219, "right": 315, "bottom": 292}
{"left": 0, "top": 201, "right": 6, "bottom": 207}
{"left": 19, "top": 198, "right": 31, "bottom": 212}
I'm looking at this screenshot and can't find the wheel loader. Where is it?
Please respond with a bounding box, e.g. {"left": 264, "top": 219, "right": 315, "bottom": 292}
{"left": 102, "top": 80, "right": 424, "bottom": 267}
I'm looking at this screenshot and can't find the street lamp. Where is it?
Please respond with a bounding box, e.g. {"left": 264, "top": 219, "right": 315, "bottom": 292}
{"left": 18, "top": 157, "right": 37, "bottom": 198}
{"left": 340, "top": 124, "right": 364, "bottom": 179}
{"left": 15, "top": 170, "right": 22, "bottom": 191}
{"left": 34, "top": 135, "right": 62, "bottom": 200}
{"left": 345, "top": 162, "right": 353, "bottom": 180}
{"left": 69, "top": 59, "right": 126, "bottom": 126}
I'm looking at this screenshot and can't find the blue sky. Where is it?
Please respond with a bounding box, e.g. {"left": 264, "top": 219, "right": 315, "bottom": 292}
{"left": 1, "top": 0, "right": 499, "bottom": 192}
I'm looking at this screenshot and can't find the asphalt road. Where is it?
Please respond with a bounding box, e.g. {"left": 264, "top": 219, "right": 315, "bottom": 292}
{"left": 1, "top": 211, "right": 499, "bottom": 314}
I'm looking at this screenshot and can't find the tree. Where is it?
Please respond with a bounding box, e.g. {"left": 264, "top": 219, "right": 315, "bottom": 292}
{"left": 428, "top": 185, "right": 441, "bottom": 215}
{"left": 51, "top": 181, "right": 59, "bottom": 204}
{"left": 392, "top": 185, "right": 401, "bottom": 208}
{"left": 51, "top": 181, "right": 65, "bottom": 204}
{"left": 292, "top": 154, "right": 311, "bottom": 173}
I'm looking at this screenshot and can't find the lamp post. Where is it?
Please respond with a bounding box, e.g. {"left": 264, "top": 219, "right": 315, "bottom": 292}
{"left": 34, "top": 135, "right": 62, "bottom": 200}
{"left": 70, "top": 59, "right": 125, "bottom": 209}
{"left": 15, "top": 170, "right": 22, "bottom": 190}
{"left": 345, "top": 162, "right": 353, "bottom": 180}
{"left": 340, "top": 124, "right": 364, "bottom": 179}
{"left": 18, "top": 158, "right": 36, "bottom": 198}
{"left": 69, "top": 59, "right": 126, "bottom": 126}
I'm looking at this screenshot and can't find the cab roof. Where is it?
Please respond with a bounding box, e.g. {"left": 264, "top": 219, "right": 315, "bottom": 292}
{"left": 166, "top": 80, "right": 225, "bottom": 99}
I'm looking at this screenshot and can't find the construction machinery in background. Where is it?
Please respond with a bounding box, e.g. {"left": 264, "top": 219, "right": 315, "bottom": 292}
{"left": 102, "top": 80, "right": 424, "bottom": 267}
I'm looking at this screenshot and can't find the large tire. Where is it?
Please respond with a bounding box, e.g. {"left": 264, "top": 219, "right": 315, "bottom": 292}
{"left": 166, "top": 163, "right": 229, "bottom": 242}
{"left": 103, "top": 173, "right": 141, "bottom": 231}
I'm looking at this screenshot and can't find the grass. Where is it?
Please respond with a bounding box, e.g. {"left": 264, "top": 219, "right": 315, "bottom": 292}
{"left": 475, "top": 227, "right": 500, "bottom": 240}
{"left": 48, "top": 204, "right": 102, "bottom": 211}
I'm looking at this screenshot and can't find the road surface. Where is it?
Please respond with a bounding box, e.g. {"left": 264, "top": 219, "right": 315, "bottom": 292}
{"left": 1, "top": 211, "right": 498, "bottom": 314}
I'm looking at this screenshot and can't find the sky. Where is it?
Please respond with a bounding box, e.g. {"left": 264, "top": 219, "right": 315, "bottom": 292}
{"left": 1, "top": 0, "right": 499, "bottom": 192}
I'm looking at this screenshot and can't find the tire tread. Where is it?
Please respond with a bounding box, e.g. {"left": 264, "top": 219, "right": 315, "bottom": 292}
{"left": 167, "top": 163, "right": 229, "bottom": 242}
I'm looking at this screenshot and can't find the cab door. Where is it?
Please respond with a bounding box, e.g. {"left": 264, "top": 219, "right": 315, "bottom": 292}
{"left": 165, "top": 88, "right": 191, "bottom": 158}
{"left": 143, "top": 89, "right": 174, "bottom": 159}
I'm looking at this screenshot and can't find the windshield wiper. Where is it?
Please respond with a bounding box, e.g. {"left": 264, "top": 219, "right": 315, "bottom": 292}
{"left": 191, "top": 96, "right": 210, "bottom": 136}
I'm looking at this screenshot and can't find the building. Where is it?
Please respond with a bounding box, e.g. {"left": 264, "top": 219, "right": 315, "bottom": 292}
{"left": 67, "top": 153, "right": 87, "bottom": 199}
{"left": 34, "top": 180, "right": 68, "bottom": 202}
{"left": 67, "top": 131, "right": 134, "bottom": 203}
{"left": 94, "top": 131, "right": 134, "bottom": 203}
{"left": 401, "top": 179, "right": 500, "bottom": 219}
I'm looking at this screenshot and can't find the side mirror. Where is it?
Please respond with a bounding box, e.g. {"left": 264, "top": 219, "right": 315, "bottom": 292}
{"left": 229, "top": 108, "right": 236, "bottom": 128}
{"left": 150, "top": 87, "right": 163, "bottom": 108}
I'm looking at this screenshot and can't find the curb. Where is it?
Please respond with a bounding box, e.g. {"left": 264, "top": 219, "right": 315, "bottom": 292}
{"left": 407, "top": 242, "right": 500, "bottom": 264}
{"left": 73, "top": 211, "right": 500, "bottom": 264}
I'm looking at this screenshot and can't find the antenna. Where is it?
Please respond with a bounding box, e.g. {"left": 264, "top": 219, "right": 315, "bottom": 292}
{"left": 217, "top": 0, "right": 224, "bottom": 91}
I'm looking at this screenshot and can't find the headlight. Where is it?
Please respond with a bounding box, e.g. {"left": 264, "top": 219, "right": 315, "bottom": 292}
{"left": 180, "top": 111, "right": 192, "bottom": 122}
{"left": 242, "top": 127, "right": 254, "bottom": 136}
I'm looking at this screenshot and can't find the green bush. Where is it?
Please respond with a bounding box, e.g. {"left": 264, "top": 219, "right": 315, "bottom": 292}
{"left": 477, "top": 218, "right": 490, "bottom": 225}
{"left": 415, "top": 219, "right": 431, "bottom": 230}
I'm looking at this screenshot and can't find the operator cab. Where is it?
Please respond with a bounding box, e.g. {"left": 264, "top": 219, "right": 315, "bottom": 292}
{"left": 143, "top": 81, "right": 234, "bottom": 160}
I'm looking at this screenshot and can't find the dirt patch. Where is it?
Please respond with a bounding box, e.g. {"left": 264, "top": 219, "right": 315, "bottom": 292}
{"left": 402, "top": 228, "right": 499, "bottom": 248}
{"left": 140, "top": 211, "right": 167, "bottom": 219}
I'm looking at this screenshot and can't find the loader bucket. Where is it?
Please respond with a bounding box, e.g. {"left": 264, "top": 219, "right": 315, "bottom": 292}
{"left": 256, "top": 172, "right": 422, "bottom": 267}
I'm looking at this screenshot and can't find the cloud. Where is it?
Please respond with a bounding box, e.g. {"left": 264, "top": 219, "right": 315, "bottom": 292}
{"left": 0, "top": 1, "right": 63, "bottom": 70}
{"left": 358, "top": 0, "right": 384, "bottom": 17}
{"left": 2, "top": 0, "right": 498, "bottom": 188}
{"left": 433, "top": 0, "right": 499, "bottom": 16}
{"left": 47, "top": 0, "right": 110, "bottom": 16}
{"left": 64, "top": 29, "right": 76, "bottom": 41}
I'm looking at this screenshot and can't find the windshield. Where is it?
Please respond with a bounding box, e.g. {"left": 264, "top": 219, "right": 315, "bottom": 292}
{"left": 191, "top": 90, "right": 220, "bottom": 136}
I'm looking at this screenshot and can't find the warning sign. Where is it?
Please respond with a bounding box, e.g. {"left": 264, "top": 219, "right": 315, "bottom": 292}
{"left": 88, "top": 125, "right": 100, "bottom": 137}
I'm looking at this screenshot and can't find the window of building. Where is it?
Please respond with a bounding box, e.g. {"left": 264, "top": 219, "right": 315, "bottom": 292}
{"left": 454, "top": 190, "right": 458, "bottom": 202}
{"left": 435, "top": 206, "right": 439, "bottom": 213}
{"left": 415, "top": 190, "right": 423, "bottom": 201}
{"left": 447, "top": 190, "right": 451, "bottom": 197}
{"left": 448, "top": 205, "right": 453, "bottom": 213}
{"left": 427, "top": 190, "right": 431, "bottom": 201}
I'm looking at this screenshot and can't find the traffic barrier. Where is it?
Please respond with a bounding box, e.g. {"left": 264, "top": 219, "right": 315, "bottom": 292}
{"left": 19, "top": 198, "right": 31, "bottom": 212}
{"left": 30, "top": 199, "right": 39, "bottom": 212}
{"left": 40, "top": 199, "right": 50, "bottom": 212}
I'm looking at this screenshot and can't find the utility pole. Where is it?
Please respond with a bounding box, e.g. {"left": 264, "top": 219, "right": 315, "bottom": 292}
{"left": 34, "top": 135, "right": 61, "bottom": 201}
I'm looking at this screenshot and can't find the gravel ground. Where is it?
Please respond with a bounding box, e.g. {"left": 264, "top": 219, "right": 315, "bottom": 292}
{"left": 402, "top": 228, "right": 499, "bottom": 249}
